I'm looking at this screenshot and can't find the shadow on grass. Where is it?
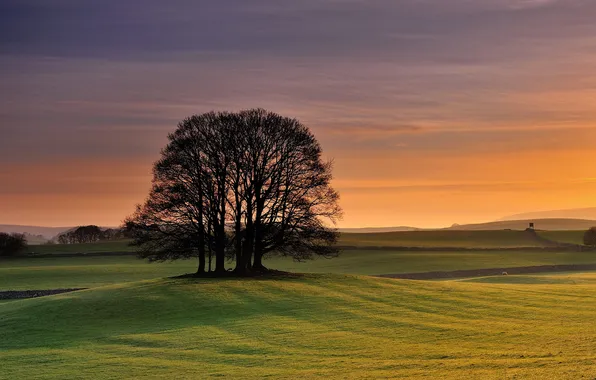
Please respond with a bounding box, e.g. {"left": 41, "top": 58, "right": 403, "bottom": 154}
{"left": 171, "top": 268, "right": 307, "bottom": 281}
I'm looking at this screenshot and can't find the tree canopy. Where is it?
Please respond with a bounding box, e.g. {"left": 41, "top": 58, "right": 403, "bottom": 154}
{"left": 125, "top": 109, "right": 342, "bottom": 274}
{"left": 0, "top": 233, "right": 27, "bottom": 256}
{"left": 57, "top": 225, "right": 127, "bottom": 244}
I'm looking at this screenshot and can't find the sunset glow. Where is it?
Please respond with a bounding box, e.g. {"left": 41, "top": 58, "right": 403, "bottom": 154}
{"left": 1, "top": 0, "right": 595, "bottom": 228}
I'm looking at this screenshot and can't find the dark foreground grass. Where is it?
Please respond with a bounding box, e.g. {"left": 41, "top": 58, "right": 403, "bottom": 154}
{"left": 1, "top": 274, "right": 595, "bottom": 379}
{"left": 3, "top": 248, "right": 596, "bottom": 290}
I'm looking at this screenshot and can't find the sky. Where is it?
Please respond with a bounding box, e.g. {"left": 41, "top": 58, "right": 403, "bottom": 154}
{"left": 1, "top": 0, "right": 596, "bottom": 228}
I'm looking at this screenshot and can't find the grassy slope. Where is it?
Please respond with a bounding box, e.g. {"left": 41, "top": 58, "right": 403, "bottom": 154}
{"left": 339, "top": 230, "right": 551, "bottom": 248}
{"left": 3, "top": 249, "right": 596, "bottom": 290}
{"left": 1, "top": 274, "right": 595, "bottom": 379}
{"left": 537, "top": 230, "right": 586, "bottom": 245}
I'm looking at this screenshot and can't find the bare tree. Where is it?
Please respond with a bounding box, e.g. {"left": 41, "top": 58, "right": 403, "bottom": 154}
{"left": 125, "top": 109, "right": 342, "bottom": 275}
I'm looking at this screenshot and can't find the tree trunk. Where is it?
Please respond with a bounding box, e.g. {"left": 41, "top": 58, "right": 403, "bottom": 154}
{"left": 214, "top": 222, "right": 226, "bottom": 274}
{"left": 233, "top": 180, "right": 244, "bottom": 274}
{"left": 214, "top": 207, "right": 227, "bottom": 274}
{"left": 253, "top": 194, "right": 266, "bottom": 271}
{"left": 207, "top": 219, "right": 213, "bottom": 272}
{"left": 253, "top": 250, "right": 265, "bottom": 270}
{"left": 197, "top": 251, "right": 206, "bottom": 274}
{"left": 214, "top": 171, "right": 227, "bottom": 274}
{"left": 196, "top": 172, "right": 206, "bottom": 275}
{"left": 242, "top": 200, "right": 254, "bottom": 271}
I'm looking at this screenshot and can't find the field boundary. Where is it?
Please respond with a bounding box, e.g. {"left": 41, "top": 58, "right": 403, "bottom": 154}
{"left": 378, "top": 263, "right": 596, "bottom": 280}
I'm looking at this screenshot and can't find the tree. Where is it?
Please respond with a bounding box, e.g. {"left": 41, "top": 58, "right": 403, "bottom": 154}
{"left": 56, "top": 225, "right": 106, "bottom": 244}
{"left": 584, "top": 227, "right": 596, "bottom": 247}
{"left": 0, "top": 233, "right": 27, "bottom": 256}
{"left": 125, "top": 109, "right": 342, "bottom": 275}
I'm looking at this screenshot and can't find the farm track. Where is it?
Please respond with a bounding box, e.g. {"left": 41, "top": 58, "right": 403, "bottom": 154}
{"left": 378, "top": 263, "right": 596, "bottom": 280}
{"left": 338, "top": 245, "right": 589, "bottom": 251}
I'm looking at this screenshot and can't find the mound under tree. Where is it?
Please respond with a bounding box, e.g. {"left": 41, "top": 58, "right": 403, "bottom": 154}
{"left": 125, "top": 109, "right": 342, "bottom": 275}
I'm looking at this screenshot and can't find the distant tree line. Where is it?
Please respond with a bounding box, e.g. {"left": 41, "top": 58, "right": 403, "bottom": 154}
{"left": 125, "top": 109, "right": 342, "bottom": 275}
{"left": 584, "top": 227, "right": 596, "bottom": 247}
{"left": 57, "top": 225, "right": 128, "bottom": 244}
{"left": 0, "top": 233, "right": 27, "bottom": 256}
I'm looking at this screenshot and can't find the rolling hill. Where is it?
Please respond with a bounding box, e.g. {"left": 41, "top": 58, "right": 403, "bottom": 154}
{"left": 500, "top": 207, "right": 596, "bottom": 221}
{"left": 337, "top": 226, "right": 420, "bottom": 233}
{"left": 446, "top": 218, "right": 596, "bottom": 231}
{"left": 338, "top": 229, "right": 555, "bottom": 248}
{"left": 0, "top": 225, "right": 72, "bottom": 239}
{"left": 2, "top": 274, "right": 595, "bottom": 378}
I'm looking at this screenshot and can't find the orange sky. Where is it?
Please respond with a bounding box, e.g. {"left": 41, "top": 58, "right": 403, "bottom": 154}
{"left": 1, "top": 1, "right": 596, "bottom": 228}
{"left": 1, "top": 137, "right": 595, "bottom": 228}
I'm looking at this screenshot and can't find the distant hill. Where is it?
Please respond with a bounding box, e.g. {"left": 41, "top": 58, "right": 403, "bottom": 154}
{"left": 0, "top": 225, "right": 73, "bottom": 239}
{"left": 0, "top": 225, "right": 119, "bottom": 240}
{"left": 22, "top": 233, "right": 50, "bottom": 245}
{"left": 338, "top": 226, "right": 421, "bottom": 233}
{"left": 499, "top": 207, "right": 596, "bottom": 221}
{"left": 447, "top": 218, "right": 596, "bottom": 231}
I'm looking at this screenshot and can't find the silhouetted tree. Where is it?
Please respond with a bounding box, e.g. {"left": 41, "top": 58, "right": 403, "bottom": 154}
{"left": 125, "top": 109, "right": 342, "bottom": 275}
{"left": 584, "top": 227, "right": 596, "bottom": 247}
{"left": 0, "top": 233, "right": 27, "bottom": 256}
{"left": 57, "top": 225, "right": 105, "bottom": 244}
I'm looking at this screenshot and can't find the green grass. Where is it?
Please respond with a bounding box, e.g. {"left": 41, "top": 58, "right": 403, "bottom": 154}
{"left": 26, "top": 240, "right": 134, "bottom": 254}
{"left": 0, "top": 256, "right": 189, "bottom": 290}
{"left": 537, "top": 230, "right": 586, "bottom": 245}
{"left": 1, "top": 274, "right": 595, "bottom": 379}
{"left": 339, "top": 230, "right": 553, "bottom": 248}
{"left": 3, "top": 248, "right": 596, "bottom": 290}
{"left": 25, "top": 230, "right": 563, "bottom": 256}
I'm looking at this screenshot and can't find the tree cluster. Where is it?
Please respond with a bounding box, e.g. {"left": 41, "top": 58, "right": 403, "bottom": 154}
{"left": 0, "top": 233, "right": 27, "bottom": 256}
{"left": 57, "top": 225, "right": 128, "bottom": 244}
{"left": 584, "top": 227, "right": 596, "bottom": 247}
{"left": 125, "top": 109, "right": 342, "bottom": 275}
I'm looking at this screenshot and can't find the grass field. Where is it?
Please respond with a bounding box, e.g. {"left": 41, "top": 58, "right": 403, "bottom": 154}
{"left": 3, "top": 248, "right": 596, "bottom": 290}
{"left": 24, "top": 229, "right": 589, "bottom": 257}
{"left": 1, "top": 273, "right": 595, "bottom": 379}
{"left": 339, "top": 230, "right": 554, "bottom": 248}
{"left": 26, "top": 240, "right": 134, "bottom": 254}
{"left": 537, "top": 230, "right": 586, "bottom": 245}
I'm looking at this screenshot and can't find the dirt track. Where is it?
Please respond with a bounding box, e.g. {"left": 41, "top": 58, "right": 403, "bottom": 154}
{"left": 377, "top": 264, "right": 596, "bottom": 280}
{"left": 0, "top": 288, "right": 86, "bottom": 300}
